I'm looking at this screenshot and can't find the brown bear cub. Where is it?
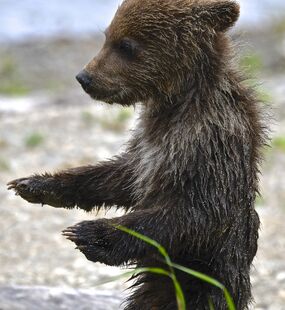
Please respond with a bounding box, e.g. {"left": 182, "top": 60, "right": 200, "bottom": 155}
{"left": 8, "top": 0, "right": 267, "bottom": 309}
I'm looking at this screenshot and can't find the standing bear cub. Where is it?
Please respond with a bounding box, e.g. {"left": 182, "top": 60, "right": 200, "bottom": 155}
{"left": 8, "top": 0, "right": 267, "bottom": 309}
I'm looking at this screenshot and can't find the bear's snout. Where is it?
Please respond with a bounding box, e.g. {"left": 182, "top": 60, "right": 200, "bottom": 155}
{"left": 76, "top": 70, "right": 92, "bottom": 92}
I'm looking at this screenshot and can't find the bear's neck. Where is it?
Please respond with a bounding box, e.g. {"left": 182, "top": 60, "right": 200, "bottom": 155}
{"left": 144, "top": 68, "right": 238, "bottom": 119}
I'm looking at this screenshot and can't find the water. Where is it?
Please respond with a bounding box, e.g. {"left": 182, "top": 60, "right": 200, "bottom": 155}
{"left": 0, "top": 0, "right": 122, "bottom": 42}
{"left": 0, "top": 0, "right": 284, "bottom": 42}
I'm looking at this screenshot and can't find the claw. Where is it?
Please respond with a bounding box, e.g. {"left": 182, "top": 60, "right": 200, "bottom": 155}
{"left": 62, "top": 227, "right": 77, "bottom": 234}
{"left": 7, "top": 178, "right": 27, "bottom": 186}
{"left": 7, "top": 180, "right": 16, "bottom": 186}
{"left": 66, "top": 236, "right": 78, "bottom": 242}
{"left": 62, "top": 231, "right": 77, "bottom": 237}
{"left": 62, "top": 228, "right": 79, "bottom": 242}
{"left": 75, "top": 245, "right": 87, "bottom": 250}
{"left": 7, "top": 179, "right": 29, "bottom": 193}
{"left": 7, "top": 183, "right": 17, "bottom": 190}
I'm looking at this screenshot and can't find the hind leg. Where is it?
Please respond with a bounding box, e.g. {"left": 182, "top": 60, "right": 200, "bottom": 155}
{"left": 124, "top": 271, "right": 229, "bottom": 310}
{"left": 123, "top": 274, "right": 177, "bottom": 310}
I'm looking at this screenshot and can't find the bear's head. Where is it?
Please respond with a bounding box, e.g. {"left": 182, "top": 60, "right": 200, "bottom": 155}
{"left": 76, "top": 0, "right": 240, "bottom": 106}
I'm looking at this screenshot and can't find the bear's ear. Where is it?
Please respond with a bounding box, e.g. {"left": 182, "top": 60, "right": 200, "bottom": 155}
{"left": 195, "top": 1, "right": 240, "bottom": 32}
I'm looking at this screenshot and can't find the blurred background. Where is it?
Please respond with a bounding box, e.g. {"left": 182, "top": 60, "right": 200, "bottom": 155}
{"left": 0, "top": 0, "right": 284, "bottom": 309}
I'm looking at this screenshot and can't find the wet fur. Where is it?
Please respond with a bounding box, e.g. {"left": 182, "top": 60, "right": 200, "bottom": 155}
{"left": 8, "top": 0, "right": 268, "bottom": 309}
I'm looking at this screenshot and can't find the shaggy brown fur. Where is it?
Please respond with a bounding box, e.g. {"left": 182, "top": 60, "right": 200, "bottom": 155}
{"left": 8, "top": 0, "right": 267, "bottom": 309}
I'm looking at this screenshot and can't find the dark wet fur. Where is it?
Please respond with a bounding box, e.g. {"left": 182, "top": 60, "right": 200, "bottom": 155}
{"left": 8, "top": 1, "right": 269, "bottom": 309}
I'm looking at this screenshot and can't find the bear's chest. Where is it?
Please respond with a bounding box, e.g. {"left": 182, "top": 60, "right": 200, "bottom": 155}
{"left": 132, "top": 137, "right": 184, "bottom": 203}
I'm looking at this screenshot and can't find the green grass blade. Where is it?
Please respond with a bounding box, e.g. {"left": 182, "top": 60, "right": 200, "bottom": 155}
{"left": 94, "top": 267, "right": 170, "bottom": 287}
{"left": 224, "top": 289, "right": 236, "bottom": 310}
{"left": 115, "top": 225, "right": 171, "bottom": 264}
{"left": 208, "top": 297, "right": 215, "bottom": 310}
{"left": 115, "top": 226, "right": 236, "bottom": 310}
{"left": 115, "top": 225, "right": 185, "bottom": 309}
{"left": 172, "top": 263, "right": 236, "bottom": 310}
{"left": 170, "top": 274, "right": 186, "bottom": 310}
{"left": 171, "top": 263, "right": 224, "bottom": 289}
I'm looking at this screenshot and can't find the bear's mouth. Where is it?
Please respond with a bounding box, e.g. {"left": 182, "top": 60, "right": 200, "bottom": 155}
{"left": 91, "top": 88, "right": 134, "bottom": 106}
{"left": 87, "top": 87, "right": 122, "bottom": 104}
{"left": 83, "top": 86, "right": 120, "bottom": 102}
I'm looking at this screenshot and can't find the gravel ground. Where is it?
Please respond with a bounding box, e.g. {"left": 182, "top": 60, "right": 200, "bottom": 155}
{"left": 0, "top": 96, "right": 134, "bottom": 294}
{"left": 0, "top": 285, "right": 123, "bottom": 310}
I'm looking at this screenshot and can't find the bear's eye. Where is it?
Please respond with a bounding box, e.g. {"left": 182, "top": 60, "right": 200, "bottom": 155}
{"left": 118, "top": 39, "right": 137, "bottom": 59}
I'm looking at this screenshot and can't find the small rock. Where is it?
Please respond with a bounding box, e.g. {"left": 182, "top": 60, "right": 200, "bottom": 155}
{"left": 0, "top": 285, "right": 124, "bottom": 310}
{"left": 276, "top": 272, "right": 285, "bottom": 282}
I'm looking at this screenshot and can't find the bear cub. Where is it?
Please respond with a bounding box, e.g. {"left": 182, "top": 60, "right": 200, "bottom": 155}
{"left": 8, "top": 0, "right": 267, "bottom": 309}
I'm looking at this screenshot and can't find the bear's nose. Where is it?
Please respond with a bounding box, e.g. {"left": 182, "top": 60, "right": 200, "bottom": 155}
{"left": 76, "top": 70, "right": 92, "bottom": 90}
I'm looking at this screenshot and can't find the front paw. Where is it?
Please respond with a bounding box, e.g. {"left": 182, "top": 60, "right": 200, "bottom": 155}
{"left": 7, "top": 177, "right": 47, "bottom": 204}
{"left": 62, "top": 220, "right": 120, "bottom": 265}
{"left": 7, "top": 175, "right": 66, "bottom": 207}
